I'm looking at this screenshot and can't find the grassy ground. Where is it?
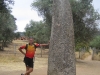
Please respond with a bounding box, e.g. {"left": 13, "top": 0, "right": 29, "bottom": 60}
{"left": 0, "top": 40, "right": 100, "bottom": 75}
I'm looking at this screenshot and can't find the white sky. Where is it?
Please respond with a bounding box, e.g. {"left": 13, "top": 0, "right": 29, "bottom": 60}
{"left": 92, "top": 0, "right": 100, "bottom": 12}
{"left": 11, "top": 0, "right": 43, "bottom": 32}
{"left": 11, "top": 0, "right": 100, "bottom": 32}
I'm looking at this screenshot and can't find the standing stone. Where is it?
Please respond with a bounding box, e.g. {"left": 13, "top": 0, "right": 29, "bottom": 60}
{"left": 48, "top": 0, "right": 76, "bottom": 75}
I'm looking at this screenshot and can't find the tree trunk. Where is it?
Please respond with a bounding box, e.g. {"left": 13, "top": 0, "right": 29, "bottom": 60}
{"left": 0, "top": 42, "right": 2, "bottom": 51}
{"left": 4, "top": 40, "right": 9, "bottom": 47}
{"left": 1, "top": 40, "right": 4, "bottom": 51}
{"left": 48, "top": 0, "right": 76, "bottom": 75}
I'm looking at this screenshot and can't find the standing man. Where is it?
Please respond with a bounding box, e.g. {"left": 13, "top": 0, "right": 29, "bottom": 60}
{"left": 19, "top": 38, "right": 40, "bottom": 75}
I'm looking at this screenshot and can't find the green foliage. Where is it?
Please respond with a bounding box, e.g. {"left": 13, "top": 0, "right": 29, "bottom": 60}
{"left": 90, "top": 36, "right": 100, "bottom": 48}
{"left": 14, "top": 32, "right": 21, "bottom": 39}
{"left": 71, "top": 0, "right": 100, "bottom": 43}
{"left": 31, "top": 0, "right": 52, "bottom": 36}
{"left": 75, "top": 41, "right": 89, "bottom": 51}
{"left": 71, "top": 0, "right": 100, "bottom": 50}
{"left": 0, "top": 13, "right": 17, "bottom": 41}
{"left": 0, "top": 0, "right": 17, "bottom": 50}
{"left": 0, "top": 0, "right": 14, "bottom": 13}
{"left": 25, "top": 20, "right": 50, "bottom": 43}
{"left": 31, "top": 0, "right": 100, "bottom": 47}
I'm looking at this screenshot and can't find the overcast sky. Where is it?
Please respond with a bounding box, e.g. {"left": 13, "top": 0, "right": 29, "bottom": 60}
{"left": 11, "top": 0, "right": 100, "bottom": 32}
{"left": 11, "top": 0, "right": 43, "bottom": 32}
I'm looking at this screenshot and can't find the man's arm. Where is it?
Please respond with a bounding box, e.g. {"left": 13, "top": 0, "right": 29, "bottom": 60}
{"left": 35, "top": 43, "right": 49, "bottom": 48}
{"left": 18, "top": 46, "right": 26, "bottom": 55}
{"left": 40, "top": 44, "right": 49, "bottom": 46}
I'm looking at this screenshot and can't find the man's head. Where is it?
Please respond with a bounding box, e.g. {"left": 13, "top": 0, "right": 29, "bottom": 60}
{"left": 29, "top": 38, "right": 34, "bottom": 44}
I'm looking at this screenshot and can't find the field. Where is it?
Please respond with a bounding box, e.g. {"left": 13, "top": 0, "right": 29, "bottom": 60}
{"left": 0, "top": 40, "right": 100, "bottom": 75}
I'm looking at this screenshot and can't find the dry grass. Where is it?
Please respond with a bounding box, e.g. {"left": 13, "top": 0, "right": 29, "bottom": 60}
{"left": 75, "top": 51, "right": 91, "bottom": 59}
{"left": 1, "top": 40, "right": 100, "bottom": 75}
{"left": 80, "top": 52, "right": 90, "bottom": 60}
{"left": 13, "top": 40, "right": 28, "bottom": 43}
{"left": 0, "top": 40, "right": 27, "bottom": 63}
{"left": 0, "top": 55, "right": 22, "bottom": 63}
{"left": 93, "top": 53, "right": 100, "bottom": 61}
{"left": 75, "top": 52, "right": 80, "bottom": 59}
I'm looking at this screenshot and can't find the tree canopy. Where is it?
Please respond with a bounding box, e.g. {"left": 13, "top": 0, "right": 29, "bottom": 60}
{"left": 0, "top": 0, "right": 17, "bottom": 50}
{"left": 25, "top": 20, "right": 50, "bottom": 43}
{"left": 90, "top": 35, "right": 100, "bottom": 49}
{"left": 28, "top": 0, "right": 100, "bottom": 49}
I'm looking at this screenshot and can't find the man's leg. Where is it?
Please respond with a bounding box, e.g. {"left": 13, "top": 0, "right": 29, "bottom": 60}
{"left": 25, "top": 67, "right": 33, "bottom": 75}
{"left": 26, "top": 67, "right": 30, "bottom": 75}
{"left": 23, "top": 57, "right": 34, "bottom": 75}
